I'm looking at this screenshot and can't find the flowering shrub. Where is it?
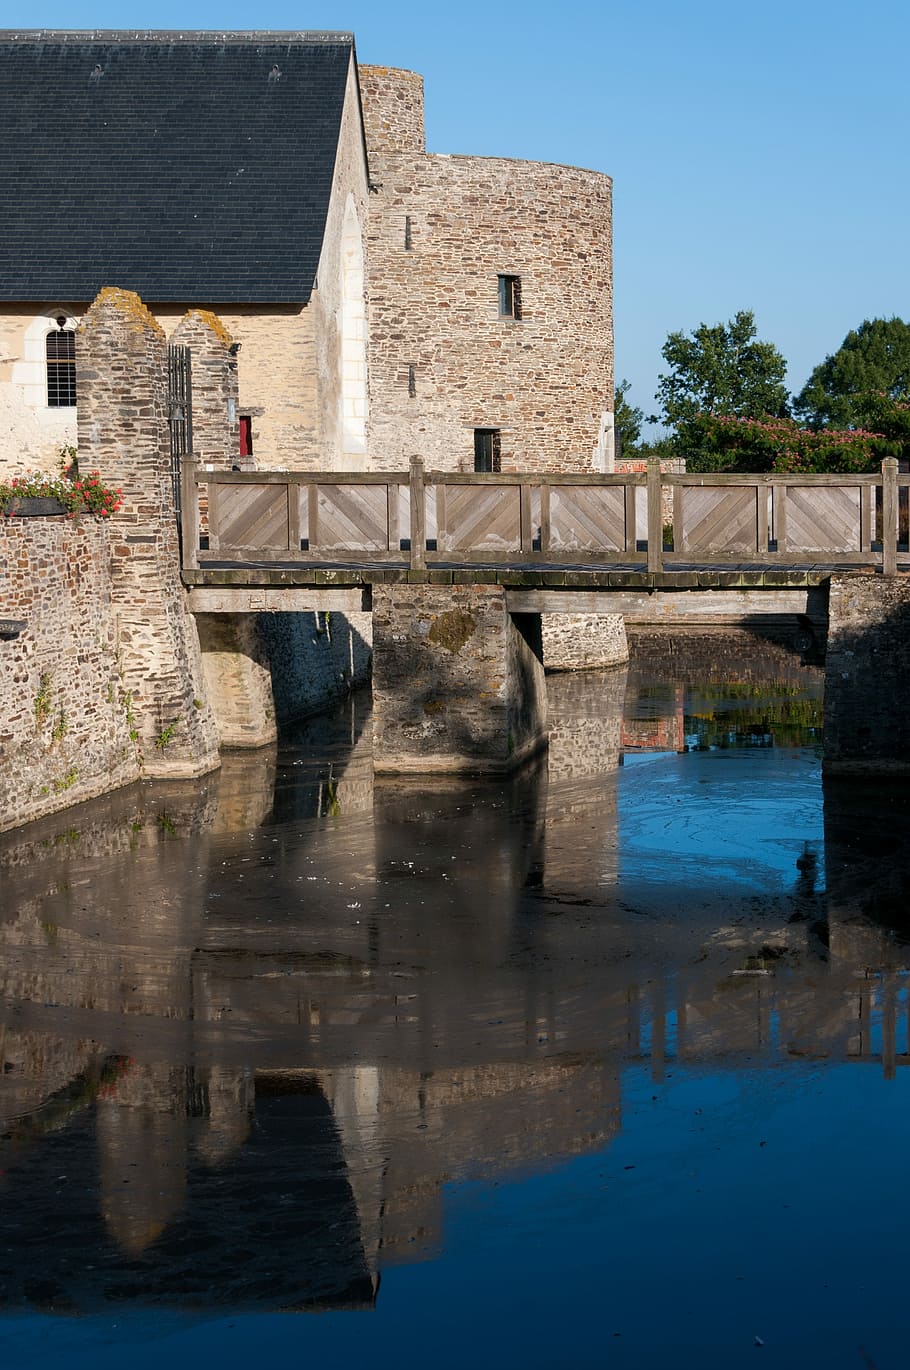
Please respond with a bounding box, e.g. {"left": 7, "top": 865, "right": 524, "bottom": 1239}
{"left": 682, "top": 413, "right": 900, "bottom": 474}
{"left": 0, "top": 448, "right": 123, "bottom": 518}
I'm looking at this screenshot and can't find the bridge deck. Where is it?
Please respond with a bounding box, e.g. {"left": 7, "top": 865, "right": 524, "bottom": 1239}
{"left": 183, "top": 562, "right": 858, "bottom": 589}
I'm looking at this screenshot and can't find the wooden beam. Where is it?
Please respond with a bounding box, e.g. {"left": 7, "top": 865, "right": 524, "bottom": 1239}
{"left": 187, "top": 587, "right": 370, "bottom": 613}
{"left": 505, "top": 587, "right": 820, "bottom": 621}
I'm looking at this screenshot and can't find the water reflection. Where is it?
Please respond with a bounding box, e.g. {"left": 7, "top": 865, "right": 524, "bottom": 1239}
{"left": 0, "top": 634, "right": 907, "bottom": 1331}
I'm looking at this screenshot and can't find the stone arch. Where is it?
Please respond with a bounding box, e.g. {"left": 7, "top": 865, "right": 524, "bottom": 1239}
{"left": 339, "top": 194, "right": 368, "bottom": 465}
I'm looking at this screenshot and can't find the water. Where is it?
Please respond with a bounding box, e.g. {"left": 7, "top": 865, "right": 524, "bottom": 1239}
{"left": 1, "top": 632, "right": 909, "bottom": 1369}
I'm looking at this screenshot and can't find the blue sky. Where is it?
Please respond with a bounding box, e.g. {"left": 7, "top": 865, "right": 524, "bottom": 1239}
{"left": 10, "top": 0, "right": 908, "bottom": 431}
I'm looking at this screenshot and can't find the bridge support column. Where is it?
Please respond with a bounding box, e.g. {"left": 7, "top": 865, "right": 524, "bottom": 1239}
{"left": 825, "top": 574, "right": 910, "bottom": 773}
{"left": 371, "top": 584, "right": 547, "bottom": 774}
{"left": 195, "top": 613, "right": 277, "bottom": 748}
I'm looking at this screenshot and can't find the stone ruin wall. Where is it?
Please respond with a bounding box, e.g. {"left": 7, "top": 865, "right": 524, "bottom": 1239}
{"left": 0, "top": 519, "right": 139, "bottom": 832}
{"left": 360, "top": 64, "right": 614, "bottom": 475}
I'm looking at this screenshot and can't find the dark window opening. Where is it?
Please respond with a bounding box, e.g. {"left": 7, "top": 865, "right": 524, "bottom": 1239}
{"left": 404, "top": 214, "right": 413, "bottom": 250}
{"left": 239, "top": 415, "right": 253, "bottom": 457}
{"left": 498, "top": 275, "right": 522, "bottom": 320}
{"left": 474, "top": 428, "right": 501, "bottom": 473}
{"left": 408, "top": 364, "right": 417, "bottom": 397}
{"left": 46, "top": 324, "right": 76, "bottom": 407}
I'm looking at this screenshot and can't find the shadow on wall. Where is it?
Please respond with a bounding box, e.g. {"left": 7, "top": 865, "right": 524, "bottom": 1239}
{"left": 259, "top": 610, "right": 372, "bottom": 728}
{"left": 824, "top": 575, "right": 910, "bottom": 774}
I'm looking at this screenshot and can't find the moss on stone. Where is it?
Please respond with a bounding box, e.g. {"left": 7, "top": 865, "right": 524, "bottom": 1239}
{"left": 427, "top": 608, "right": 476, "bottom": 653}
{"left": 85, "top": 287, "right": 165, "bottom": 337}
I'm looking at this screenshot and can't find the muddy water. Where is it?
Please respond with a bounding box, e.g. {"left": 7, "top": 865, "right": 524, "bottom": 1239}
{"left": 1, "top": 633, "right": 909, "bottom": 1369}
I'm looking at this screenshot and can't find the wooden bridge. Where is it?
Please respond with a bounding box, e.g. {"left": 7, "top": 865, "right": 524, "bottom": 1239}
{"left": 177, "top": 457, "right": 910, "bottom": 778}
{"left": 181, "top": 456, "right": 908, "bottom": 584}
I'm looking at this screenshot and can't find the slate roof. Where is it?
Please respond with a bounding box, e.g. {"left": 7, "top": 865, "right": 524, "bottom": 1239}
{"left": 0, "top": 31, "right": 361, "bottom": 304}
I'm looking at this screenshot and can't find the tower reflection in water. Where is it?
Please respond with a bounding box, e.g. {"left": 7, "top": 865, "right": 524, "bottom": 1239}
{"left": 0, "top": 637, "right": 907, "bottom": 1317}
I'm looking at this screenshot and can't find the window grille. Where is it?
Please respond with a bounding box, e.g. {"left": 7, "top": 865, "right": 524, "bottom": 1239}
{"left": 46, "top": 322, "right": 76, "bottom": 407}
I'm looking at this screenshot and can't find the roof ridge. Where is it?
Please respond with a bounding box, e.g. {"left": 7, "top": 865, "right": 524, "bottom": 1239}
{"left": 0, "top": 30, "right": 355, "bottom": 44}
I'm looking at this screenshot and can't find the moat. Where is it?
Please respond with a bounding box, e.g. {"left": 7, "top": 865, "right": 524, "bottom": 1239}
{"left": 1, "top": 631, "right": 909, "bottom": 1369}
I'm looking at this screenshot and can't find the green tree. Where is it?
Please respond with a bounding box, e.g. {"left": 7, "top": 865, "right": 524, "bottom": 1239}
{"left": 653, "top": 309, "right": 789, "bottom": 430}
{"left": 794, "top": 317, "right": 910, "bottom": 429}
{"left": 614, "top": 379, "right": 643, "bottom": 458}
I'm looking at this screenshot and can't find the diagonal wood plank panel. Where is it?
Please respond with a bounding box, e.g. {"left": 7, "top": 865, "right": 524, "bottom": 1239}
{"left": 316, "top": 484, "right": 389, "bottom": 550}
{"left": 549, "top": 487, "right": 625, "bottom": 550}
{"left": 217, "top": 484, "right": 289, "bottom": 549}
{"left": 784, "top": 485, "right": 860, "bottom": 552}
{"left": 683, "top": 488, "right": 757, "bottom": 553}
{"left": 443, "top": 486, "right": 521, "bottom": 550}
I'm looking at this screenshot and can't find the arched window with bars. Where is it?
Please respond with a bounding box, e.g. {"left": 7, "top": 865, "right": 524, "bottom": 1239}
{"left": 46, "top": 317, "right": 76, "bottom": 407}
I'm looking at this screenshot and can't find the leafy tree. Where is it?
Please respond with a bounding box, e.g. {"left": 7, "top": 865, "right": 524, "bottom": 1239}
{"left": 794, "top": 318, "right": 910, "bottom": 429}
{"left": 653, "top": 309, "right": 789, "bottom": 432}
{"left": 614, "top": 379, "right": 643, "bottom": 458}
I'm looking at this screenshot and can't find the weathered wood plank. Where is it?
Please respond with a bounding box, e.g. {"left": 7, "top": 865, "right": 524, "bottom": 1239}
{"left": 647, "top": 460, "right": 663, "bottom": 572}
{"left": 410, "top": 456, "right": 426, "bottom": 570}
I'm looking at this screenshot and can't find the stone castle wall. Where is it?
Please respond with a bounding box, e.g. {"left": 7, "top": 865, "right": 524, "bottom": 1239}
{"left": 76, "top": 288, "right": 221, "bottom": 779}
{"left": 360, "top": 65, "right": 614, "bottom": 475}
{"left": 358, "top": 65, "right": 425, "bottom": 153}
{"left": 0, "top": 519, "right": 139, "bottom": 832}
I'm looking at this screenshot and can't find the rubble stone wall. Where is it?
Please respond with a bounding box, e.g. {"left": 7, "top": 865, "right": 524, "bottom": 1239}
{"left": 0, "top": 518, "right": 138, "bottom": 832}
{"left": 76, "top": 287, "right": 221, "bottom": 779}
{"left": 360, "top": 65, "right": 614, "bottom": 475}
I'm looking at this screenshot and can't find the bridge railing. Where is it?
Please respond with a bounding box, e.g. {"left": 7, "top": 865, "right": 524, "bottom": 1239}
{"left": 181, "top": 456, "right": 908, "bottom": 574}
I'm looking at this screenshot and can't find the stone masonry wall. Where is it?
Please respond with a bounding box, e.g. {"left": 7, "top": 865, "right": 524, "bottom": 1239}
{"left": 361, "top": 66, "right": 614, "bottom": 475}
{"left": 825, "top": 574, "right": 910, "bottom": 774}
{"left": 76, "top": 288, "right": 220, "bottom": 778}
{"left": 0, "top": 519, "right": 138, "bottom": 832}
{"left": 542, "top": 614, "right": 629, "bottom": 671}
{"left": 170, "top": 310, "right": 239, "bottom": 470}
{"left": 260, "top": 610, "right": 373, "bottom": 725}
{"left": 358, "top": 65, "right": 425, "bottom": 153}
{"left": 371, "top": 584, "right": 546, "bottom": 773}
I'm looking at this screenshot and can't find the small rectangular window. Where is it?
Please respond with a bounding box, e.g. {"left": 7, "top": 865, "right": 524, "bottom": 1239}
{"left": 498, "top": 275, "right": 521, "bottom": 320}
{"left": 407, "top": 364, "right": 417, "bottom": 397}
{"left": 404, "top": 214, "right": 413, "bottom": 250}
{"left": 239, "top": 415, "right": 253, "bottom": 457}
{"left": 474, "top": 428, "right": 501, "bottom": 473}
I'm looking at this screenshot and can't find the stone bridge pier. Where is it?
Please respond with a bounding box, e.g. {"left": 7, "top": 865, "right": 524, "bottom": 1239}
{"left": 371, "top": 584, "right": 547, "bottom": 774}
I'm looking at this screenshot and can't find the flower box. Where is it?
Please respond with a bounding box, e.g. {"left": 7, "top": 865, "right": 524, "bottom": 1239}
{"left": 2, "top": 497, "right": 67, "bottom": 517}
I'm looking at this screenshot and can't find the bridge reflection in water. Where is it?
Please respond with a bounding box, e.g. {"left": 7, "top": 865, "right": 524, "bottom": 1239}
{"left": 0, "top": 636, "right": 906, "bottom": 1324}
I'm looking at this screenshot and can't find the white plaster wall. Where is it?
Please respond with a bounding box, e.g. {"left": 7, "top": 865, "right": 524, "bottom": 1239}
{"left": 0, "top": 307, "right": 80, "bottom": 474}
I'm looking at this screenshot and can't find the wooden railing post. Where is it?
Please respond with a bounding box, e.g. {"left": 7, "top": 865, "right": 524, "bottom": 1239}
{"left": 409, "top": 456, "right": 426, "bottom": 570}
{"left": 646, "top": 458, "right": 664, "bottom": 573}
{"left": 180, "top": 453, "right": 199, "bottom": 570}
{"left": 882, "top": 457, "right": 898, "bottom": 576}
